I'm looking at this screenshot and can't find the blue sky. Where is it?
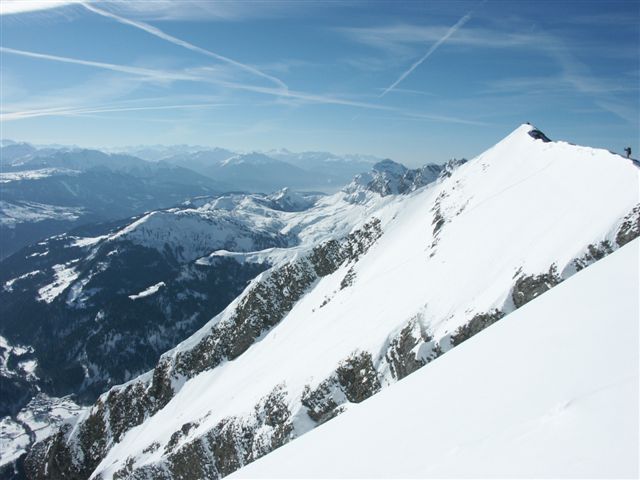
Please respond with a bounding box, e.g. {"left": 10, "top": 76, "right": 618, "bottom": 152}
{"left": 1, "top": 0, "right": 638, "bottom": 166}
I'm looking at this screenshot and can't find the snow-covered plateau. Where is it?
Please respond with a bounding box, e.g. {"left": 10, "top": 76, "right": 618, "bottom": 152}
{"left": 10, "top": 124, "right": 640, "bottom": 479}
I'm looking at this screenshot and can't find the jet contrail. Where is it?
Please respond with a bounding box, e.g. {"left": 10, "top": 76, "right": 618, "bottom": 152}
{"left": 0, "top": 46, "right": 198, "bottom": 81}
{"left": 81, "top": 2, "right": 288, "bottom": 91}
{"left": 380, "top": 12, "right": 472, "bottom": 97}
{"left": 1, "top": 102, "right": 230, "bottom": 121}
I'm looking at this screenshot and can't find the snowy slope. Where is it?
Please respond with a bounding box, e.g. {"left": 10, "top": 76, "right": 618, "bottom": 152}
{"left": 25, "top": 125, "right": 639, "bottom": 479}
{"left": 233, "top": 239, "right": 639, "bottom": 479}
{"left": 3, "top": 161, "right": 426, "bottom": 472}
{"left": 0, "top": 162, "right": 413, "bottom": 418}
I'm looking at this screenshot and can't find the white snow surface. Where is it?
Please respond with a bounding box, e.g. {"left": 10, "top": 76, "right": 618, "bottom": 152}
{"left": 89, "top": 125, "right": 640, "bottom": 478}
{"left": 233, "top": 239, "right": 640, "bottom": 479}
{"left": 96, "top": 181, "right": 390, "bottom": 264}
{"left": 128, "top": 282, "right": 166, "bottom": 300}
{"left": 0, "top": 394, "right": 88, "bottom": 468}
{"left": 0, "top": 168, "right": 80, "bottom": 183}
{"left": 0, "top": 417, "right": 30, "bottom": 467}
{"left": 37, "top": 263, "right": 80, "bottom": 303}
{"left": 0, "top": 335, "right": 35, "bottom": 379}
{"left": 3, "top": 270, "right": 41, "bottom": 292}
{"left": 0, "top": 200, "right": 84, "bottom": 227}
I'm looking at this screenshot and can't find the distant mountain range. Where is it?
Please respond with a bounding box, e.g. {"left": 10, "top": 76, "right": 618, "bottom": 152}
{"left": 133, "top": 147, "right": 380, "bottom": 192}
{"left": 0, "top": 142, "right": 386, "bottom": 258}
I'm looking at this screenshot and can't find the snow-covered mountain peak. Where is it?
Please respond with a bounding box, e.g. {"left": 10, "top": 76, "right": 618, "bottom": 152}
{"left": 219, "top": 152, "right": 277, "bottom": 167}
{"left": 344, "top": 158, "right": 444, "bottom": 199}
{"left": 19, "top": 125, "right": 640, "bottom": 480}
{"left": 266, "top": 188, "right": 319, "bottom": 212}
{"left": 487, "top": 123, "right": 552, "bottom": 156}
{"left": 371, "top": 158, "right": 408, "bottom": 175}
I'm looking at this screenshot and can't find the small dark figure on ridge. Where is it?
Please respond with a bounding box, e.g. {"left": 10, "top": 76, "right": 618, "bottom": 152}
{"left": 624, "top": 146, "right": 631, "bottom": 158}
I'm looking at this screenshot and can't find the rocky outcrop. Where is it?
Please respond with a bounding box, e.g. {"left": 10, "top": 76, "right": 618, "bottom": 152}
{"left": 336, "top": 352, "right": 381, "bottom": 403}
{"left": 302, "top": 351, "right": 381, "bottom": 424}
{"left": 527, "top": 128, "right": 551, "bottom": 142}
{"left": 573, "top": 241, "right": 614, "bottom": 271}
{"left": 301, "top": 377, "right": 344, "bottom": 424}
{"left": 512, "top": 265, "right": 562, "bottom": 309}
{"left": 438, "top": 158, "right": 467, "bottom": 179}
{"left": 384, "top": 317, "right": 441, "bottom": 380}
{"left": 616, "top": 205, "right": 640, "bottom": 247}
{"left": 450, "top": 310, "right": 506, "bottom": 346}
{"left": 346, "top": 160, "right": 444, "bottom": 198}
{"left": 111, "top": 384, "right": 294, "bottom": 479}
{"left": 174, "top": 218, "right": 382, "bottom": 379}
{"left": 24, "top": 219, "right": 383, "bottom": 480}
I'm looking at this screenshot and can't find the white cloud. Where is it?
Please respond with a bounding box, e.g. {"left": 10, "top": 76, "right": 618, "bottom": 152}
{"left": 0, "top": 46, "right": 200, "bottom": 83}
{"left": 380, "top": 12, "right": 472, "bottom": 97}
{"left": 0, "top": 0, "right": 83, "bottom": 16}
{"left": 81, "top": 3, "right": 288, "bottom": 90}
{"left": 1, "top": 101, "right": 232, "bottom": 121}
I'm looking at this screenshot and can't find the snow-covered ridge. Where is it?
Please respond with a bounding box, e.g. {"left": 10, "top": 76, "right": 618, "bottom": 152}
{"left": 344, "top": 158, "right": 446, "bottom": 199}
{"left": 219, "top": 152, "right": 276, "bottom": 167}
{"left": 37, "top": 262, "right": 80, "bottom": 304}
{"left": 0, "top": 201, "right": 84, "bottom": 228}
{"left": 129, "top": 282, "right": 165, "bottom": 300}
{"left": 233, "top": 239, "right": 639, "bottom": 479}
{"left": 74, "top": 172, "right": 400, "bottom": 264}
{"left": 24, "top": 124, "right": 640, "bottom": 479}
{"left": 0, "top": 168, "right": 80, "bottom": 183}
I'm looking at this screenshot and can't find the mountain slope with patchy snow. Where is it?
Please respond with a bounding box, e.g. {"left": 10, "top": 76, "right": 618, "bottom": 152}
{"left": 23, "top": 125, "right": 639, "bottom": 479}
{"left": 2, "top": 160, "right": 439, "bottom": 472}
{"left": 232, "top": 238, "right": 639, "bottom": 479}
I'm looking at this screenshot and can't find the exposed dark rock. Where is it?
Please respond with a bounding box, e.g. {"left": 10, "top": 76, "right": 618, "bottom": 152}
{"left": 173, "top": 258, "right": 317, "bottom": 377}
{"left": 432, "top": 211, "right": 445, "bottom": 236}
{"left": 429, "top": 191, "right": 448, "bottom": 254}
{"left": 112, "top": 457, "right": 136, "bottom": 480}
{"left": 438, "top": 158, "right": 467, "bottom": 179}
{"left": 163, "top": 384, "right": 293, "bottom": 479}
{"left": 346, "top": 160, "right": 446, "bottom": 198}
{"left": 528, "top": 128, "right": 551, "bottom": 142}
{"left": 21, "top": 426, "right": 68, "bottom": 480}
{"left": 301, "top": 351, "right": 381, "bottom": 425}
{"left": 340, "top": 267, "right": 356, "bottom": 290}
{"left": 251, "top": 384, "right": 293, "bottom": 455}
{"left": 384, "top": 318, "right": 441, "bottom": 380}
{"left": 336, "top": 351, "right": 381, "bottom": 404}
{"left": 168, "top": 439, "right": 216, "bottom": 480}
{"left": 573, "top": 241, "right": 614, "bottom": 271}
{"left": 340, "top": 218, "right": 383, "bottom": 264}
{"left": 309, "top": 240, "right": 342, "bottom": 277}
{"left": 142, "top": 442, "right": 160, "bottom": 454}
{"left": 616, "top": 205, "right": 640, "bottom": 247}
{"left": 26, "top": 219, "right": 383, "bottom": 480}
{"left": 512, "top": 265, "right": 562, "bottom": 309}
{"left": 23, "top": 372, "right": 175, "bottom": 480}
{"left": 174, "top": 218, "right": 382, "bottom": 378}
{"left": 301, "top": 378, "right": 341, "bottom": 424}
{"left": 450, "top": 310, "right": 506, "bottom": 347}
{"left": 165, "top": 421, "right": 198, "bottom": 454}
